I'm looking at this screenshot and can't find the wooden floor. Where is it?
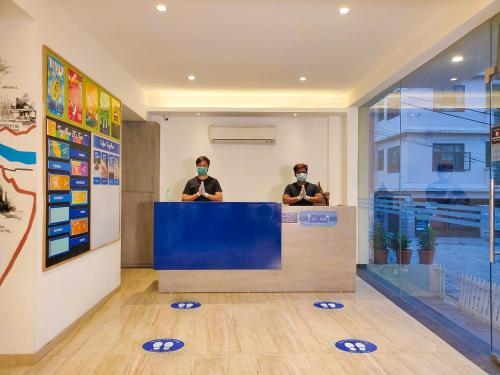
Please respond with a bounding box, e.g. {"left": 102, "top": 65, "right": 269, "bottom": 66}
{"left": 2, "top": 268, "right": 485, "bottom": 374}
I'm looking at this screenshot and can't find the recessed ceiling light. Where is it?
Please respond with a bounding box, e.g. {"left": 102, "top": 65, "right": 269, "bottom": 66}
{"left": 450, "top": 77, "right": 458, "bottom": 81}
{"left": 156, "top": 4, "right": 167, "bottom": 12}
{"left": 299, "top": 77, "right": 307, "bottom": 81}
{"left": 188, "top": 75, "right": 196, "bottom": 81}
{"left": 339, "top": 7, "right": 350, "bottom": 15}
{"left": 451, "top": 55, "right": 463, "bottom": 63}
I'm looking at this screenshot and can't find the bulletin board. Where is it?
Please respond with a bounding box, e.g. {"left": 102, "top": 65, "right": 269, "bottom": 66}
{"left": 43, "top": 46, "right": 121, "bottom": 269}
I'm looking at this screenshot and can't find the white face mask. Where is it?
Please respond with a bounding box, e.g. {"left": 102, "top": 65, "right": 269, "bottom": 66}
{"left": 296, "top": 173, "right": 307, "bottom": 182}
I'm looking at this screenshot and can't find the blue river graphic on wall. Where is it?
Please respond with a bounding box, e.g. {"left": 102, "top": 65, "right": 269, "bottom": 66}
{"left": 0, "top": 144, "right": 36, "bottom": 165}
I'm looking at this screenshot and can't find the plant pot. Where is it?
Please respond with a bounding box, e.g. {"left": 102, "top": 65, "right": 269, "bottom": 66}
{"left": 396, "top": 249, "right": 412, "bottom": 265}
{"left": 418, "top": 250, "right": 435, "bottom": 265}
{"left": 374, "top": 248, "right": 389, "bottom": 264}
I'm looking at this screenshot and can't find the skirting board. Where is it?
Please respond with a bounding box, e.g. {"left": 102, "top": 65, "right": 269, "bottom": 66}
{"left": 0, "top": 285, "right": 119, "bottom": 368}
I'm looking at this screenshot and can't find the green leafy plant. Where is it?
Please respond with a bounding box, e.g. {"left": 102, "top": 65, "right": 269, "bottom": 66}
{"left": 389, "top": 230, "right": 410, "bottom": 251}
{"left": 372, "top": 223, "right": 388, "bottom": 251}
{"left": 418, "top": 226, "right": 436, "bottom": 252}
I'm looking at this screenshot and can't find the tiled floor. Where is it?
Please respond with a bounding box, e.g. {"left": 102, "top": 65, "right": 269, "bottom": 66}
{"left": 1, "top": 268, "right": 486, "bottom": 374}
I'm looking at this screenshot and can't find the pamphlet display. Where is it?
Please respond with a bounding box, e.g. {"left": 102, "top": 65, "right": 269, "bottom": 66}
{"left": 43, "top": 47, "right": 121, "bottom": 269}
{"left": 45, "top": 117, "right": 91, "bottom": 266}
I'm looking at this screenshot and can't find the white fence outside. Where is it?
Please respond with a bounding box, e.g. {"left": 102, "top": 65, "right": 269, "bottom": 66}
{"left": 458, "top": 273, "right": 500, "bottom": 329}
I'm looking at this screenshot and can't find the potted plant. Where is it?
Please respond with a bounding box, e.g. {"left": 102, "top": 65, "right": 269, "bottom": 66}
{"left": 372, "top": 223, "right": 389, "bottom": 264}
{"left": 389, "top": 230, "right": 412, "bottom": 264}
{"left": 418, "top": 225, "right": 436, "bottom": 264}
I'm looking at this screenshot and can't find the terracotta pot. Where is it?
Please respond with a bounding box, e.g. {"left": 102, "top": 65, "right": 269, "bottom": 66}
{"left": 418, "top": 250, "right": 435, "bottom": 265}
{"left": 374, "top": 248, "right": 389, "bottom": 264}
{"left": 396, "top": 249, "right": 412, "bottom": 265}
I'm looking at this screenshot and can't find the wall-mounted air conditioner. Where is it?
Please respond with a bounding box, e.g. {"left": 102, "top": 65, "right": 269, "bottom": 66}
{"left": 209, "top": 125, "right": 276, "bottom": 144}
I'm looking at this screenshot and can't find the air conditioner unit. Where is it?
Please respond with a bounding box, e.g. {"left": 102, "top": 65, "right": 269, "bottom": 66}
{"left": 209, "top": 125, "right": 276, "bottom": 144}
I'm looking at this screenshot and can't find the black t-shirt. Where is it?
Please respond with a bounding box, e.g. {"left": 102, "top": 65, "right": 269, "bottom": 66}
{"left": 283, "top": 182, "right": 320, "bottom": 206}
{"left": 183, "top": 176, "right": 222, "bottom": 201}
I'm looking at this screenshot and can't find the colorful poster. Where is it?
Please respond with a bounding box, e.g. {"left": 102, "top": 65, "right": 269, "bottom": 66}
{"left": 70, "top": 218, "right": 88, "bottom": 236}
{"left": 49, "top": 206, "right": 70, "bottom": 225}
{"left": 99, "top": 91, "right": 110, "bottom": 136}
{"left": 48, "top": 139, "right": 70, "bottom": 159}
{"left": 114, "top": 156, "right": 120, "bottom": 185}
{"left": 100, "top": 152, "right": 108, "bottom": 184}
{"left": 85, "top": 81, "right": 98, "bottom": 128}
{"left": 108, "top": 154, "right": 115, "bottom": 184}
{"left": 70, "top": 178, "right": 87, "bottom": 188}
{"left": 43, "top": 49, "right": 123, "bottom": 269}
{"left": 48, "top": 160, "right": 71, "bottom": 172}
{"left": 93, "top": 135, "right": 120, "bottom": 154}
{"left": 45, "top": 115, "right": 91, "bottom": 267}
{"left": 71, "top": 160, "right": 88, "bottom": 177}
{"left": 71, "top": 190, "right": 88, "bottom": 206}
{"left": 93, "top": 150, "right": 101, "bottom": 185}
{"left": 47, "top": 55, "right": 64, "bottom": 117}
{"left": 48, "top": 236, "right": 70, "bottom": 257}
{"left": 48, "top": 174, "right": 70, "bottom": 191}
{"left": 47, "top": 118, "right": 90, "bottom": 145}
{"left": 111, "top": 97, "right": 121, "bottom": 139}
{"left": 68, "top": 68, "right": 82, "bottom": 124}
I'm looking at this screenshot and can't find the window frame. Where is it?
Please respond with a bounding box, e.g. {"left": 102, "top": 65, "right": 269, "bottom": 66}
{"left": 432, "top": 143, "right": 466, "bottom": 172}
{"left": 387, "top": 146, "right": 400, "bottom": 173}
{"left": 377, "top": 149, "right": 384, "bottom": 171}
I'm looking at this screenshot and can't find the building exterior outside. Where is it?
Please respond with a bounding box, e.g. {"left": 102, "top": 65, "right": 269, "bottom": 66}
{"left": 373, "top": 78, "right": 491, "bottom": 239}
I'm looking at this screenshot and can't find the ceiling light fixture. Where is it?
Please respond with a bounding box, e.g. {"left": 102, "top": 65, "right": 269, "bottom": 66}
{"left": 450, "top": 77, "right": 458, "bottom": 81}
{"left": 451, "top": 55, "right": 463, "bottom": 63}
{"left": 188, "top": 75, "right": 196, "bottom": 81}
{"left": 156, "top": 4, "right": 167, "bottom": 12}
{"left": 339, "top": 7, "right": 350, "bottom": 15}
{"left": 299, "top": 77, "right": 307, "bottom": 81}
{"left": 293, "top": 113, "right": 298, "bottom": 117}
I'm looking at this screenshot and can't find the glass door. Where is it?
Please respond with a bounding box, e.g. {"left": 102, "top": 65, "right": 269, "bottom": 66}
{"left": 489, "top": 14, "right": 500, "bottom": 364}
{"left": 490, "top": 72, "right": 500, "bottom": 365}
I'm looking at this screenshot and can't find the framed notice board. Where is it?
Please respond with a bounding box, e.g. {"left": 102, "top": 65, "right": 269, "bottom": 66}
{"left": 43, "top": 46, "right": 122, "bottom": 269}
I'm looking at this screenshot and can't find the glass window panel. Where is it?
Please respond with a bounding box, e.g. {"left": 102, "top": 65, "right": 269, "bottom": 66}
{"left": 443, "top": 153, "right": 453, "bottom": 160}
{"left": 362, "top": 16, "right": 494, "bottom": 355}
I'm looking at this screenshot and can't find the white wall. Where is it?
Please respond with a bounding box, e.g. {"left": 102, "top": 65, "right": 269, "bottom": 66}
{"left": 155, "top": 115, "right": 347, "bottom": 203}
{"left": 1, "top": 0, "right": 146, "bottom": 354}
{"left": 0, "top": 11, "right": 38, "bottom": 355}
{"left": 374, "top": 133, "right": 489, "bottom": 193}
{"left": 13, "top": 0, "right": 147, "bottom": 120}
{"left": 26, "top": 0, "right": 140, "bottom": 351}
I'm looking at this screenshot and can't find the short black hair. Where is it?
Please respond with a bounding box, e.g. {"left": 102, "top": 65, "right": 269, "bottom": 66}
{"left": 293, "top": 163, "right": 308, "bottom": 174}
{"left": 196, "top": 156, "right": 210, "bottom": 166}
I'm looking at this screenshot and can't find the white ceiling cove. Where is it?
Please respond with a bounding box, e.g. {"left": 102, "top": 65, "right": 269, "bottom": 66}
{"left": 56, "top": 0, "right": 498, "bottom": 107}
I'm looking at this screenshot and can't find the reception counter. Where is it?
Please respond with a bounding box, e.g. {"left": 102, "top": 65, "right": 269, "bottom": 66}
{"left": 154, "top": 202, "right": 356, "bottom": 292}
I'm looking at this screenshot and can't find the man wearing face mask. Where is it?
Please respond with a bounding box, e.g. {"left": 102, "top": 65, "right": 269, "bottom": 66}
{"left": 182, "top": 156, "right": 223, "bottom": 202}
{"left": 282, "top": 163, "right": 323, "bottom": 206}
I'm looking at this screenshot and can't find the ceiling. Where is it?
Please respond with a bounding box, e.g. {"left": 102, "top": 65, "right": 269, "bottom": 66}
{"left": 0, "top": 0, "right": 31, "bottom": 19}
{"left": 55, "top": 0, "right": 496, "bottom": 107}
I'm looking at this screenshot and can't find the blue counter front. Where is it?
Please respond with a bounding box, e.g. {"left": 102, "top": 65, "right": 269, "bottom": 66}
{"left": 154, "top": 202, "right": 282, "bottom": 270}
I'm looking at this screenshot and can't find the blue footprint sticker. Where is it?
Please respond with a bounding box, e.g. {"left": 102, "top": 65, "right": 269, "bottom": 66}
{"left": 143, "top": 338, "right": 184, "bottom": 353}
{"left": 171, "top": 301, "right": 201, "bottom": 309}
{"left": 335, "top": 339, "right": 377, "bottom": 353}
{"left": 313, "top": 301, "right": 344, "bottom": 310}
